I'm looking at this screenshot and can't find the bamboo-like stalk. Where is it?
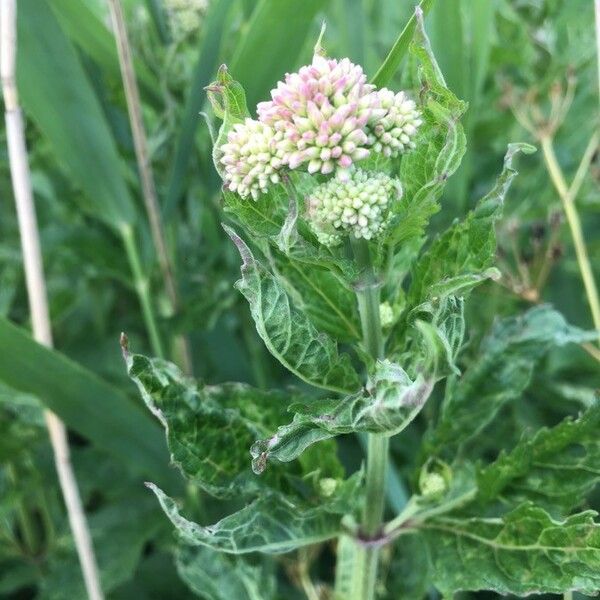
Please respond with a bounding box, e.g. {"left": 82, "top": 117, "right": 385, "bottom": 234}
{"left": 106, "top": 0, "right": 193, "bottom": 373}
{"left": 0, "top": 1, "right": 104, "bottom": 598}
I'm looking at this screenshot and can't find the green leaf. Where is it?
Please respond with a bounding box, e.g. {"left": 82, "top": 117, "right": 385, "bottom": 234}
{"left": 406, "top": 143, "right": 534, "bottom": 307}
{"left": 222, "top": 187, "right": 287, "bottom": 238}
{"left": 0, "top": 317, "right": 171, "bottom": 484}
{"left": 382, "top": 7, "right": 467, "bottom": 276}
{"left": 49, "top": 0, "right": 160, "bottom": 106}
{"left": 420, "top": 503, "right": 600, "bottom": 595}
{"left": 424, "top": 305, "right": 598, "bottom": 460}
{"left": 176, "top": 545, "right": 275, "bottom": 600}
{"left": 272, "top": 256, "right": 361, "bottom": 343}
{"left": 478, "top": 403, "right": 600, "bottom": 513}
{"left": 224, "top": 226, "right": 361, "bottom": 395}
{"left": 17, "top": 0, "right": 136, "bottom": 229}
{"left": 251, "top": 361, "right": 434, "bottom": 471}
{"left": 370, "top": 0, "right": 435, "bottom": 87}
{"left": 147, "top": 473, "right": 361, "bottom": 555}
{"left": 40, "top": 496, "right": 162, "bottom": 600}
{"left": 229, "top": 0, "right": 326, "bottom": 108}
{"left": 126, "top": 352, "right": 289, "bottom": 497}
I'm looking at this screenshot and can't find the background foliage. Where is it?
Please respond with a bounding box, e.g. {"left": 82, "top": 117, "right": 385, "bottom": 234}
{"left": 0, "top": 0, "right": 598, "bottom": 598}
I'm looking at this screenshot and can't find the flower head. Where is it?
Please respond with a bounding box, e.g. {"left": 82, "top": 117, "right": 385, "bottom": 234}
{"left": 220, "top": 118, "right": 284, "bottom": 199}
{"left": 257, "top": 55, "right": 380, "bottom": 176}
{"left": 367, "top": 89, "right": 423, "bottom": 157}
{"left": 307, "top": 169, "right": 402, "bottom": 245}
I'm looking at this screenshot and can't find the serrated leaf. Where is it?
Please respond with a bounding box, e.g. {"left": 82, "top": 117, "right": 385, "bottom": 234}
{"left": 252, "top": 361, "right": 434, "bottom": 470}
{"left": 126, "top": 352, "right": 292, "bottom": 498}
{"left": 383, "top": 11, "right": 467, "bottom": 259}
{"left": 208, "top": 65, "right": 250, "bottom": 180}
{"left": 147, "top": 473, "right": 361, "bottom": 555}
{"left": 176, "top": 545, "right": 275, "bottom": 600}
{"left": 420, "top": 503, "right": 600, "bottom": 595}
{"left": 222, "top": 187, "right": 288, "bottom": 238}
{"left": 224, "top": 226, "right": 361, "bottom": 395}
{"left": 406, "top": 143, "right": 534, "bottom": 307}
{"left": 425, "top": 305, "right": 598, "bottom": 459}
{"left": 478, "top": 402, "right": 600, "bottom": 513}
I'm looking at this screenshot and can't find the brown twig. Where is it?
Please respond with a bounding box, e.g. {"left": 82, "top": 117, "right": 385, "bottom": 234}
{"left": 107, "top": 0, "right": 193, "bottom": 373}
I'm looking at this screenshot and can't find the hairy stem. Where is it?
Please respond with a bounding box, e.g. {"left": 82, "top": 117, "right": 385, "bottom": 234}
{"left": 349, "top": 238, "right": 387, "bottom": 600}
{"left": 540, "top": 136, "right": 600, "bottom": 341}
{"left": 120, "top": 224, "right": 165, "bottom": 358}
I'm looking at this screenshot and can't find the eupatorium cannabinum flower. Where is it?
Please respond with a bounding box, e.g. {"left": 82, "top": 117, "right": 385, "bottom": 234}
{"left": 307, "top": 169, "right": 402, "bottom": 245}
{"left": 220, "top": 118, "right": 284, "bottom": 199}
{"left": 367, "top": 89, "right": 423, "bottom": 157}
{"left": 219, "top": 54, "right": 422, "bottom": 201}
{"left": 257, "top": 55, "right": 377, "bottom": 175}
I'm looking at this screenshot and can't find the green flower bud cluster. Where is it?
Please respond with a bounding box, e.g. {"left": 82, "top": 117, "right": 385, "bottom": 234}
{"left": 307, "top": 169, "right": 402, "bottom": 246}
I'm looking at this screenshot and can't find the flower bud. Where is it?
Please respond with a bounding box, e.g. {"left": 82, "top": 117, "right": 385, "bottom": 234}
{"left": 306, "top": 169, "right": 402, "bottom": 246}
{"left": 367, "top": 89, "right": 423, "bottom": 157}
{"left": 220, "top": 118, "right": 284, "bottom": 199}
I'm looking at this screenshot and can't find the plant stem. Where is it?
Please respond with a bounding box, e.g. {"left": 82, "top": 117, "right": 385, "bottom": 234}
{"left": 107, "top": 0, "right": 193, "bottom": 372}
{"left": 120, "top": 224, "right": 165, "bottom": 358}
{"left": 540, "top": 136, "right": 600, "bottom": 340}
{"left": 1, "top": 2, "right": 103, "bottom": 598}
{"left": 349, "top": 238, "right": 387, "bottom": 600}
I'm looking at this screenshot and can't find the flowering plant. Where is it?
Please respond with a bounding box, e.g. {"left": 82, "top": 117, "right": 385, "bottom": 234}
{"left": 125, "top": 9, "right": 600, "bottom": 599}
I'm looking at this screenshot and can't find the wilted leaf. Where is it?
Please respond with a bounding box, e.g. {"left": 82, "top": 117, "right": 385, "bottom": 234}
{"left": 252, "top": 361, "right": 434, "bottom": 470}
{"left": 225, "top": 226, "right": 361, "bottom": 394}
{"left": 126, "top": 352, "right": 288, "bottom": 497}
{"left": 420, "top": 503, "right": 600, "bottom": 596}
{"left": 424, "top": 305, "right": 598, "bottom": 459}
{"left": 147, "top": 473, "right": 361, "bottom": 555}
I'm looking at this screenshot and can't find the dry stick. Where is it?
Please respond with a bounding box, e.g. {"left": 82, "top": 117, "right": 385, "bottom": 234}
{"left": 0, "top": 1, "right": 104, "bottom": 598}
{"left": 106, "top": 0, "right": 193, "bottom": 373}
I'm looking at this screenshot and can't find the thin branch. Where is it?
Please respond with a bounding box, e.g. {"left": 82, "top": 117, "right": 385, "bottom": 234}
{"left": 0, "top": 1, "right": 103, "bottom": 598}
{"left": 540, "top": 135, "right": 600, "bottom": 340}
{"left": 107, "top": 0, "right": 193, "bottom": 373}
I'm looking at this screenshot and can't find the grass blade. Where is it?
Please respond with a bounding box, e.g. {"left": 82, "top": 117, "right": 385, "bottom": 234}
{"left": 16, "top": 0, "right": 136, "bottom": 229}
{"left": 50, "top": 0, "right": 161, "bottom": 106}
{"left": 230, "top": 0, "right": 327, "bottom": 108}
{"left": 370, "top": 0, "right": 434, "bottom": 87}
{"left": 0, "top": 316, "right": 173, "bottom": 484}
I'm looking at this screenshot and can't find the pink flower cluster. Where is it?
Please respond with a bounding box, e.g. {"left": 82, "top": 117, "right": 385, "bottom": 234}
{"left": 220, "top": 54, "right": 422, "bottom": 199}
{"left": 257, "top": 55, "right": 377, "bottom": 175}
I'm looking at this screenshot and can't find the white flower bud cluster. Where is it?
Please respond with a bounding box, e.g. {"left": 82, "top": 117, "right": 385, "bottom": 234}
{"left": 220, "top": 118, "right": 285, "bottom": 200}
{"left": 367, "top": 89, "right": 423, "bottom": 157}
{"left": 307, "top": 169, "right": 402, "bottom": 245}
